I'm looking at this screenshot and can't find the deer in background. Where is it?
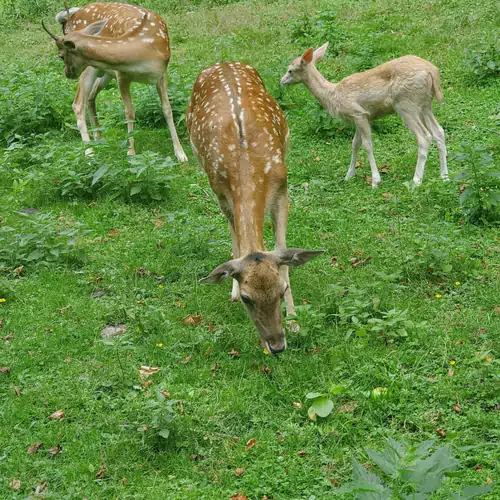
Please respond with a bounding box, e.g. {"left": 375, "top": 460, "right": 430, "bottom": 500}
{"left": 281, "top": 43, "right": 448, "bottom": 187}
{"left": 187, "top": 62, "right": 324, "bottom": 354}
{"left": 43, "top": 2, "right": 187, "bottom": 161}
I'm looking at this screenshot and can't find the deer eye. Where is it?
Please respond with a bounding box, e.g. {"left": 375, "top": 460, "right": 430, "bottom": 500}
{"left": 240, "top": 294, "right": 253, "bottom": 305}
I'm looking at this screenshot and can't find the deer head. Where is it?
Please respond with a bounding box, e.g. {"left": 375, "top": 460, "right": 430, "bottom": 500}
{"left": 43, "top": 19, "right": 108, "bottom": 79}
{"left": 201, "top": 249, "right": 324, "bottom": 354}
{"left": 280, "top": 42, "right": 329, "bottom": 86}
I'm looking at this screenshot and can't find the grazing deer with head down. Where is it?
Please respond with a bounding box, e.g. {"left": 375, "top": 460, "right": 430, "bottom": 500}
{"left": 187, "top": 62, "right": 324, "bottom": 354}
{"left": 281, "top": 43, "right": 448, "bottom": 187}
{"left": 43, "top": 2, "right": 187, "bottom": 161}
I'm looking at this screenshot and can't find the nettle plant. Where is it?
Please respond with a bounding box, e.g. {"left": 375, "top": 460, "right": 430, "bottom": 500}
{"left": 0, "top": 211, "right": 88, "bottom": 269}
{"left": 325, "top": 282, "right": 421, "bottom": 342}
{"left": 464, "top": 42, "right": 500, "bottom": 81}
{"left": 453, "top": 143, "right": 500, "bottom": 224}
{"left": 337, "top": 437, "right": 493, "bottom": 499}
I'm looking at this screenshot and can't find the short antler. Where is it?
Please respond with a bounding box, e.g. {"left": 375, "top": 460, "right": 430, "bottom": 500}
{"left": 42, "top": 20, "right": 59, "bottom": 41}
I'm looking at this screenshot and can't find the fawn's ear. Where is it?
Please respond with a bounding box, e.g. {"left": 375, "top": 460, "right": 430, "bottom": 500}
{"left": 199, "top": 259, "right": 242, "bottom": 284}
{"left": 271, "top": 248, "right": 325, "bottom": 267}
{"left": 313, "top": 42, "right": 329, "bottom": 62}
{"left": 301, "top": 48, "right": 314, "bottom": 66}
{"left": 81, "top": 18, "right": 108, "bottom": 36}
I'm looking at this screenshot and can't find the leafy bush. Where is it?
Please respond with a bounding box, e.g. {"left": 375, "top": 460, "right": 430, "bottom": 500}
{"left": 0, "top": 63, "right": 72, "bottom": 146}
{"left": 144, "top": 390, "right": 182, "bottom": 442}
{"left": 325, "top": 282, "right": 421, "bottom": 342}
{"left": 454, "top": 143, "right": 500, "bottom": 224}
{"left": 290, "top": 10, "right": 345, "bottom": 56}
{"left": 402, "top": 222, "right": 482, "bottom": 280}
{"left": 465, "top": 42, "right": 500, "bottom": 80}
{"left": 337, "top": 437, "right": 493, "bottom": 499}
{"left": 0, "top": 211, "right": 88, "bottom": 269}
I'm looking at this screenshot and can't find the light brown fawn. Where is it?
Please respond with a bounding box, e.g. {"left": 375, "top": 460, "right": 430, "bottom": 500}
{"left": 281, "top": 43, "right": 448, "bottom": 187}
{"left": 187, "top": 62, "right": 324, "bottom": 354}
{"left": 43, "top": 2, "right": 187, "bottom": 161}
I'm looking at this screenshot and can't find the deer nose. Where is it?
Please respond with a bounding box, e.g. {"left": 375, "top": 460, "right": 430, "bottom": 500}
{"left": 268, "top": 344, "right": 286, "bottom": 355}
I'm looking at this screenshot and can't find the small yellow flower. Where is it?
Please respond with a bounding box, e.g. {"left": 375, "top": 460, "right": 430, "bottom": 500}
{"left": 263, "top": 349, "right": 270, "bottom": 355}
{"left": 156, "top": 343, "right": 164, "bottom": 348}
{"left": 0, "top": 298, "right": 6, "bottom": 303}
{"left": 449, "top": 360, "right": 456, "bottom": 365}
{"left": 455, "top": 281, "right": 461, "bottom": 286}
{"left": 158, "top": 285, "right": 164, "bottom": 289}
{"left": 435, "top": 294, "right": 442, "bottom": 299}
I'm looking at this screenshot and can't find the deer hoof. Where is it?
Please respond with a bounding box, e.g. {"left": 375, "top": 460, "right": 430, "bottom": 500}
{"left": 175, "top": 149, "right": 189, "bottom": 163}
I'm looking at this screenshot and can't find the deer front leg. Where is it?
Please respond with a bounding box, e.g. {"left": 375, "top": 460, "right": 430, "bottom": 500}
{"left": 356, "top": 118, "right": 381, "bottom": 188}
{"left": 156, "top": 74, "right": 188, "bottom": 163}
{"left": 87, "top": 71, "right": 112, "bottom": 142}
{"left": 229, "top": 221, "right": 240, "bottom": 301}
{"left": 73, "top": 67, "right": 99, "bottom": 155}
{"left": 117, "top": 75, "right": 136, "bottom": 156}
{"left": 272, "top": 190, "right": 298, "bottom": 332}
{"left": 345, "top": 127, "right": 361, "bottom": 180}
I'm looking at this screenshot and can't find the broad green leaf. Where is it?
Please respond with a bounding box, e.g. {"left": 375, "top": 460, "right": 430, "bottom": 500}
{"left": 26, "top": 248, "right": 44, "bottom": 261}
{"left": 130, "top": 185, "right": 142, "bottom": 196}
{"left": 442, "top": 264, "right": 453, "bottom": 273}
{"left": 453, "top": 485, "right": 493, "bottom": 499}
{"left": 366, "top": 449, "right": 396, "bottom": 476}
{"left": 158, "top": 429, "right": 170, "bottom": 439}
{"left": 310, "top": 397, "right": 333, "bottom": 418}
{"left": 91, "top": 165, "right": 109, "bottom": 186}
{"left": 305, "top": 392, "right": 323, "bottom": 399}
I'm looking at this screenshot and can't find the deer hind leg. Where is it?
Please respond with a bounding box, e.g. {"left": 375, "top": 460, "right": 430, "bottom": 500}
{"left": 87, "top": 71, "right": 112, "bottom": 142}
{"left": 156, "top": 74, "right": 188, "bottom": 163}
{"left": 73, "top": 67, "right": 99, "bottom": 155}
{"left": 116, "top": 75, "right": 136, "bottom": 156}
{"left": 271, "top": 189, "right": 298, "bottom": 332}
{"left": 345, "top": 127, "right": 362, "bottom": 180}
{"left": 398, "top": 109, "right": 432, "bottom": 185}
{"left": 422, "top": 110, "right": 448, "bottom": 180}
{"left": 355, "top": 118, "right": 381, "bottom": 188}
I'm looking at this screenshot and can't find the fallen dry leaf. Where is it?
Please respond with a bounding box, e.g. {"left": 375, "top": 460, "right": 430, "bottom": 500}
{"left": 108, "top": 228, "right": 120, "bottom": 237}
{"left": 328, "top": 478, "right": 340, "bottom": 485}
{"left": 245, "top": 438, "right": 257, "bottom": 452}
{"left": 142, "top": 380, "right": 153, "bottom": 388}
{"left": 0, "top": 317, "right": 3, "bottom": 329}
{"left": 448, "top": 368, "right": 455, "bottom": 377}
{"left": 183, "top": 314, "right": 202, "bottom": 326}
{"left": 48, "top": 410, "right": 64, "bottom": 420}
{"left": 435, "top": 428, "right": 446, "bottom": 438}
{"left": 356, "top": 161, "right": 362, "bottom": 167}
{"left": 13, "top": 386, "right": 21, "bottom": 397}
{"left": 313, "top": 156, "right": 320, "bottom": 162}
{"left": 376, "top": 233, "right": 386, "bottom": 239}
{"left": 58, "top": 304, "right": 72, "bottom": 314}
{"left": 159, "top": 390, "right": 170, "bottom": 398}
{"left": 380, "top": 164, "right": 389, "bottom": 174}
{"left": 474, "top": 464, "right": 483, "bottom": 471}
{"left": 297, "top": 450, "right": 307, "bottom": 456}
{"left": 101, "top": 324, "right": 126, "bottom": 338}
{"left": 365, "top": 175, "right": 373, "bottom": 185}
{"left": 210, "top": 362, "right": 220, "bottom": 377}
{"left": 176, "top": 400, "right": 184, "bottom": 415}
{"left": 235, "top": 467, "right": 245, "bottom": 477}
{"left": 13, "top": 265, "right": 24, "bottom": 275}
{"left": 207, "top": 322, "right": 216, "bottom": 332}
{"left": 228, "top": 349, "right": 240, "bottom": 358}
{"left": 2, "top": 334, "right": 14, "bottom": 342}
{"left": 0, "top": 366, "right": 12, "bottom": 373}
{"left": 96, "top": 465, "right": 106, "bottom": 479}
{"left": 181, "top": 354, "right": 192, "bottom": 365}
{"left": 486, "top": 477, "right": 493, "bottom": 484}
{"left": 231, "top": 495, "right": 248, "bottom": 500}
{"left": 9, "top": 478, "right": 21, "bottom": 491}
{"left": 27, "top": 443, "right": 43, "bottom": 455}
{"left": 138, "top": 366, "right": 161, "bottom": 378}
{"left": 190, "top": 454, "right": 204, "bottom": 462}
{"left": 35, "top": 482, "right": 47, "bottom": 494}
{"left": 48, "top": 444, "right": 61, "bottom": 455}
{"left": 152, "top": 218, "right": 164, "bottom": 229}
{"left": 260, "top": 365, "right": 272, "bottom": 376}
{"left": 382, "top": 193, "right": 393, "bottom": 199}
{"left": 453, "top": 403, "right": 462, "bottom": 413}
{"left": 338, "top": 401, "right": 358, "bottom": 413}
{"left": 293, "top": 401, "right": 303, "bottom": 408}
{"left": 350, "top": 256, "right": 372, "bottom": 267}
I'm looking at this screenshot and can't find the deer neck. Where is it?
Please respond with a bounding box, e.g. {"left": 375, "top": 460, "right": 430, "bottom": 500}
{"left": 303, "top": 66, "right": 337, "bottom": 114}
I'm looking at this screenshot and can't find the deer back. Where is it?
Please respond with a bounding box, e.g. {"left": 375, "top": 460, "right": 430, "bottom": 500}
{"left": 187, "top": 62, "right": 289, "bottom": 238}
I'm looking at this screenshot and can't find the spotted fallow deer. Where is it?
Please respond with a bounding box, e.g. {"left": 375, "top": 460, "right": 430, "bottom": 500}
{"left": 42, "top": 2, "right": 187, "bottom": 161}
{"left": 281, "top": 43, "right": 448, "bottom": 187}
{"left": 187, "top": 62, "right": 324, "bottom": 354}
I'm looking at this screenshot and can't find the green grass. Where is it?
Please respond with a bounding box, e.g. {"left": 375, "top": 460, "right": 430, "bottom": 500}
{"left": 0, "top": 0, "right": 499, "bottom": 498}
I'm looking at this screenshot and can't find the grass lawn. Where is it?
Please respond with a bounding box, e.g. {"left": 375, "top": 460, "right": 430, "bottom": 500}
{"left": 0, "top": 0, "right": 499, "bottom": 498}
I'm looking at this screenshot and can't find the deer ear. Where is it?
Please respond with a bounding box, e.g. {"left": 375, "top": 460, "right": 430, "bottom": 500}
{"left": 82, "top": 18, "right": 108, "bottom": 36}
{"left": 199, "top": 260, "right": 242, "bottom": 285}
{"left": 313, "top": 42, "right": 329, "bottom": 62}
{"left": 301, "top": 48, "right": 314, "bottom": 65}
{"left": 274, "top": 248, "right": 325, "bottom": 267}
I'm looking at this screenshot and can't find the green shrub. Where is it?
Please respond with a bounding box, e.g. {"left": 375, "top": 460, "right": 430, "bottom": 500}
{"left": 465, "top": 42, "right": 500, "bottom": 81}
